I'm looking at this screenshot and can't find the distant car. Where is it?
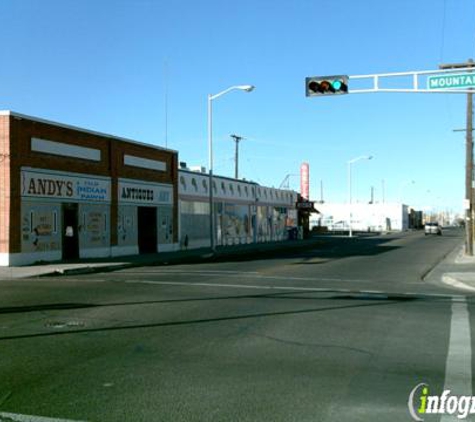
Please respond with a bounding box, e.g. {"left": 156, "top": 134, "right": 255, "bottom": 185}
{"left": 425, "top": 222, "right": 442, "bottom": 236}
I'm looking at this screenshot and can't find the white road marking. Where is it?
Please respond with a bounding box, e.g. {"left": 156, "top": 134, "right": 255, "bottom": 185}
{"left": 440, "top": 297, "right": 472, "bottom": 422}
{"left": 0, "top": 412, "right": 87, "bottom": 422}
{"left": 124, "top": 269, "right": 260, "bottom": 274}
{"left": 118, "top": 270, "right": 369, "bottom": 283}
{"left": 123, "top": 280, "right": 460, "bottom": 301}
{"left": 125, "top": 279, "right": 353, "bottom": 293}
{"left": 442, "top": 275, "right": 475, "bottom": 292}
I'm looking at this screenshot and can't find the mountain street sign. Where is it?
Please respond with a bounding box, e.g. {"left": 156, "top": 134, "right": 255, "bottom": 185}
{"left": 427, "top": 73, "right": 475, "bottom": 90}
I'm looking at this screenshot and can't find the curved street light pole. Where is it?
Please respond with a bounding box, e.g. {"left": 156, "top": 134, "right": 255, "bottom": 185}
{"left": 208, "top": 85, "right": 255, "bottom": 252}
{"left": 348, "top": 155, "right": 373, "bottom": 237}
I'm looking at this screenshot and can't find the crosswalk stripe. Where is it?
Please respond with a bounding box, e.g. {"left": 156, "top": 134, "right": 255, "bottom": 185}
{"left": 0, "top": 412, "right": 88, "bottom": 422}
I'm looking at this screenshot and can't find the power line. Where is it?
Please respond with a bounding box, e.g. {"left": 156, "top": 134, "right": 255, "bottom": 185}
{"left": 439, "top": 0, "right": 447, "bottom": 62}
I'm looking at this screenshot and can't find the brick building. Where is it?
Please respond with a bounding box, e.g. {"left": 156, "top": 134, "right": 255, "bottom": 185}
{"left": 0, "top": 111, "right": 178, "bottom": 266}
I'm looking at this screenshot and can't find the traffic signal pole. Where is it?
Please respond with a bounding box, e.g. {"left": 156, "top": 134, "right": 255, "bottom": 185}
{"left": 439, "top": 60, "right": 474, "bottom": 256}
{"left": 306, "top": 65, "right": 475, "bottom": 254}
{"left": 467, "top": 87, "right": 473, "bottom": 255}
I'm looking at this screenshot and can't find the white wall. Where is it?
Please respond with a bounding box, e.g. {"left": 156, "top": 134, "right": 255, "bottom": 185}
{"left": 310, "top": 203, "right": 409, "bottom": 232}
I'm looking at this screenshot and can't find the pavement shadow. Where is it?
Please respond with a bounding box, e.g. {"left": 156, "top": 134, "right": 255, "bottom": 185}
{"left": 0, "top": 292, "right": 425, "bottom": 342}
{"left": 211, "top": 236, "right": 401, "bottom": 265}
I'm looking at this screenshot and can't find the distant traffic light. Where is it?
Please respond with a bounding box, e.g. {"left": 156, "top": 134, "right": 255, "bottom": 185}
{"left": 306, "top": 75, "right": 349, "bottom": 97}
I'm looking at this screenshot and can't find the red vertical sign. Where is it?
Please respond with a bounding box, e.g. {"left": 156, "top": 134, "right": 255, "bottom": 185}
{"left": 300, "top": 162, "right": 309, "bottom": 200}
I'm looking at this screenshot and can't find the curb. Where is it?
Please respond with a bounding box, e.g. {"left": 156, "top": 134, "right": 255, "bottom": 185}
{"left": 420, "top": 241, "right": 464, "bottom": 281}
{"left": 42, "top": 263, "right": 135, "bottom": 277}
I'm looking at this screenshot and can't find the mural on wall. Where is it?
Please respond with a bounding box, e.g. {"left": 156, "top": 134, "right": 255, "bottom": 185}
{"left": 158, "top": 206, "right": 173, "bottom": 244}
{"left": 117, "top": 207, "right": 135, "bottom": 245}
{"left": 84, "top": 211, "right": 105, "bottom": 245}
{"left": 22, "top": 207, "right": 59, "bottom": 252}
{"left": 223, "top": 204, "right": 249, "bottom": 240}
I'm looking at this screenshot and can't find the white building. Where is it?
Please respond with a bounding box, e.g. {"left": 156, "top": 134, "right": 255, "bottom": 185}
{"left": 310, "top": 202, "right": 410, "bottom": 232}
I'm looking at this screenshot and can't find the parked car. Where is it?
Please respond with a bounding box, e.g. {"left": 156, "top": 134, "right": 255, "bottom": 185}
{"left": 425, "top": 222, "right": 442, "bottom": 236}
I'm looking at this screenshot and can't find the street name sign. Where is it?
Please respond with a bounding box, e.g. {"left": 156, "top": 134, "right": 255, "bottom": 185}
{"left": 427, "top": 73, "right": 475, "bottom": 90}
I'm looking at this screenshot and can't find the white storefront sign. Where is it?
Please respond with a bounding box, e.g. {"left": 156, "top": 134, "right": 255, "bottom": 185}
{"left": 21, "top": 168, "right": 111, "bottom": 202}
{"left": 118, "top": 179, "right": 173, "bottom": 205}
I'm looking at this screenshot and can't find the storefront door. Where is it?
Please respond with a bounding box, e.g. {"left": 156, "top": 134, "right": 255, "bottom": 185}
{"left": 62, "top": 203, "right": 79, "bottom": 260}
{"left": 138, "top": 207, "right": 157, "bottom": 254}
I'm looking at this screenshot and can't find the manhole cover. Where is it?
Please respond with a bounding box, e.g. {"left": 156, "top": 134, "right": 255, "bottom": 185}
{"left": 45, "top": 321, "right": 85, "bottom": 329}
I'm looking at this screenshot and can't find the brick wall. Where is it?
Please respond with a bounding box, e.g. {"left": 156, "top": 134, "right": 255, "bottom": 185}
{"left": 8, "top": 114, "right": 178, "bottom": 253}
{"left": 0, "top": 116, "right": 10, "bottom": 254}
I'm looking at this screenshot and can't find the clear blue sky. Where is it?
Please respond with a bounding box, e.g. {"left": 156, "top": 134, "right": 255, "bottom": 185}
{"left": 1, "top": 0, "right": 474, "bottom": 213}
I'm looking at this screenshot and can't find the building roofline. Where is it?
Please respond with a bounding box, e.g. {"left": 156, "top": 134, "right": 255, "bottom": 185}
{"left": 0, "top": 110, "right": 178, "bottom": 155}
{"left": 179, "top": 168, "right": 266, "bottom": 187}
{"left": 178, "top": 169, "right": 298, "bottom": 194}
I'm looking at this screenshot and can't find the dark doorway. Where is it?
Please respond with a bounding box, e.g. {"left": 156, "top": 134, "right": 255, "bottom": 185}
{"left": 138, "top": 207, "right": 157, "bottom": 254}
{"left": 62, "top": 203, "right": 79, "bottom": 260}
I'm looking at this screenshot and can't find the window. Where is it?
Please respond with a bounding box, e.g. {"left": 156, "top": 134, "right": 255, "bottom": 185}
{"left": 180, "top": 176, "right": 187, "bottom": 191}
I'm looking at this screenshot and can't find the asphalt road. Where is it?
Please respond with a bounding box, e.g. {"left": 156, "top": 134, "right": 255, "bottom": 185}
{"left": 0, "top": 228, "right": 470, "bottom": 422}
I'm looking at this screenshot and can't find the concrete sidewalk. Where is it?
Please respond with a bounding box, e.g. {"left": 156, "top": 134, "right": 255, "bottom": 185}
{"left": 0, "top": 238, "right": 326, "bottom": 280}
{"left": 440, "top": 246, "right": 475, "bottom": 292}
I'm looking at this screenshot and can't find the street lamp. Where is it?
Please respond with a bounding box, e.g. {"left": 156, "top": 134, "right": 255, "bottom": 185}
{"left": 208, "top": 85, "right": 255, "bottom": 252}
{"left": 348, "top": 155, "right": 373, "bottom": 237}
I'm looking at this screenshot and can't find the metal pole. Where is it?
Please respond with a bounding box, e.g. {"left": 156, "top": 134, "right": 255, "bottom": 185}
{"left": 348, "top": 161, "right": 353, "bottom": 237}
{"left": 235, "top": 137, "right": 239, "bottom": 179}
{"left": 164, "top": 59, "right": 169, "bottom": 148}
{"left": 439, "top": 60, "right": 474, "bottom": 255}
{"left": 208, "top": 95, "right": 215, "bottom": 252}
{"left": 467, "top": 87, "right": 473, "bottom": 255}
{"left": 347, "top": 155, "right": 372, "bottom": 237}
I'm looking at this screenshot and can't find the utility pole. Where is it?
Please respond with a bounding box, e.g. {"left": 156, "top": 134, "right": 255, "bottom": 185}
{"left": 230, "top": 134, "right": 243, "bottom": 179}
{"left": 440, "top": 59, "right": 474, "bottom": 255}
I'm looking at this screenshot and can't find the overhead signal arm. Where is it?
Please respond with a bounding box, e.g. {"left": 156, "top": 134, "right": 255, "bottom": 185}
{"left": 348, "top": 67, "right": 475, "bottom": 95}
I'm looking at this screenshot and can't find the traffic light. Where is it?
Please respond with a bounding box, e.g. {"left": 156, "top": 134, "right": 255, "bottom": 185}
{"left": 305, "top": 75, "right": 349, "bottom": 97}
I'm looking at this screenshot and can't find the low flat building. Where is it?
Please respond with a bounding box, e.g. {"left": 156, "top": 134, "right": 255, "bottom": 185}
{"left": 310, "top": 202, "right": 411, "bottom": 232}
{"left": 0, "top": 111, "right": 178, "bottom": 266}
{"left": 178, "top": 169, "right": 298, "bottom": 249}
